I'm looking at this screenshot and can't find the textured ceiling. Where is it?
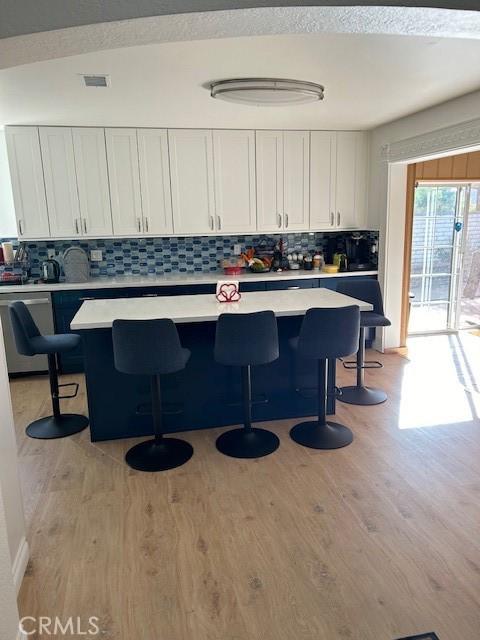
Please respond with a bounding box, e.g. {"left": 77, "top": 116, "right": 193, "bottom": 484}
{"left": 1, "top": 6, "right": 480, "bottom": 70}
{"left": 0, "top": 0, "right": 479, "bottom": 39}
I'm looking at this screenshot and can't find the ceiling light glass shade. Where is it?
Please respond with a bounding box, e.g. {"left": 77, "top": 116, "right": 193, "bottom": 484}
{"left": 210, "top": 78, "right": 324, "bottom": 106}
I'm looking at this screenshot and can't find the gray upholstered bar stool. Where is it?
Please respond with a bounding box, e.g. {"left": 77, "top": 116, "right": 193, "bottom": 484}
{"left": 336, "top": 280, "right": 391, "bottom": 406}
{"left": 290, "top": 305, "right": 360, "bottom": 450}
{"left": 215, "top": 311, "right": 280, "bottom": 459}
{"left": 9, "top": 301, "right": 89, "bottom": 439}
{"left": 112, "top": 318, "right": 193, "bottom": 472}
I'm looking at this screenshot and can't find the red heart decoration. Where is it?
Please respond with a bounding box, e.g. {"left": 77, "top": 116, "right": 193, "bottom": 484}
{"left": 216, "top": 283, "right": 241, "bottom": 303}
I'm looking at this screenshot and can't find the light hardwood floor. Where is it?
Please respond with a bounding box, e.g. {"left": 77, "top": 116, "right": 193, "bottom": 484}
{"left": 11, "top": 334, "right": 480, "bottom": 640}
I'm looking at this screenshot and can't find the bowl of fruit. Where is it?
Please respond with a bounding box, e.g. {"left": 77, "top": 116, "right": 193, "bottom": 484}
{"left": 241, "top": 248, "right": 272, "bottom": 273}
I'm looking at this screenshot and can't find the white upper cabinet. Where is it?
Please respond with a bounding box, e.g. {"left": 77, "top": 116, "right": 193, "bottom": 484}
{"left": 105, "top": 128, "right": 143, "bottom": 236}
{"left": 212, "top": 130, "right": 256, "bottom": 234}
{"left": 310, "top": 131, "right": 367, "bottom": 231}
{"left": 256, "top": 131, "right": 309, "bottom": 232}
{"left": 5, "top": 126, "right": 50, "bottom": 239}
{"left": 283, "top": 131, "right": 310, "bottom": 231}
{"left": 310, "top": 131, "right": 336, "bottom": 230}
{"left": 335, "top": 131, "right": 368, "bottom": 230}
{"left": 256, "top": 131, "right": 283, "bottom": 232}
{"left": 137, "top": 129, "right": 173, "bottom": 236}
{"left": 72, "top": 128, "right": 113, "bottom": 237}
{"left": 39, "top": 127, "right": 80, "bottom": 238}
{"left": 169, "top": 130, "right": 215, "bottom": 235}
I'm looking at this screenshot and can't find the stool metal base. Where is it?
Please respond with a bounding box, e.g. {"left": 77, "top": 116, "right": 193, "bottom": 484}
{"left": 216, "top": 427, "right": 280, "bottom": 459}
{"left": 338, "top": 385, "right": 387, "bottom": 406}
{"left": 290, "top": 420, "right": 353, "bottom": 450}
{"left": 26, "top": 414, "right": 89, "bottom": 440}
{"left": 125, "top": 438, "right": 193, "bottom": 472}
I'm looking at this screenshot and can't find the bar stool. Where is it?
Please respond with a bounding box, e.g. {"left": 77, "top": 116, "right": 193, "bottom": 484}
{"left": 336, "top": 280, "right": 391, "bottom": 405}
{"left": 9, "top": 301, "right": 89, "bottom": 439}
{"left": 290, "top": 305, "right": 360, "bottom": 450}
{"left": 112, "top": 318, "right": 193, "bottom": 472}
{"left": 214, "top": 311, "right": 280, "bottom": 459}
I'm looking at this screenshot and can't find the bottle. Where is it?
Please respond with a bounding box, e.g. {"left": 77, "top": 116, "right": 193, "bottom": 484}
{"left": 313, "top": 252, "right": 323, "bottom": 271}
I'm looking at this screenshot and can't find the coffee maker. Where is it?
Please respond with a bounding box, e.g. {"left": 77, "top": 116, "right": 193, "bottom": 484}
{"left": 345, "top": 234, "right": 376, "bottom": 271}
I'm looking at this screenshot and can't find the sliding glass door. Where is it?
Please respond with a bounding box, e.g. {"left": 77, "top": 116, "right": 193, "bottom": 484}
{"left": 409, "top": 182, "right": 480, "bottom": 334}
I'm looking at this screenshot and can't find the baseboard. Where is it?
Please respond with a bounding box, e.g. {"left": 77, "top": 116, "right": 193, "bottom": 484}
{"left": 12, "top": 536, "right": 29, "bottom": 594}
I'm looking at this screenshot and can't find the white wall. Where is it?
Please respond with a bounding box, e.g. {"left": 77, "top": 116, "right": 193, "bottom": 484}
{"left": 0, "top": 321, "right": 23, "bottom": 639}
{"left": 0, "top": 129, "right": 16, "bottom": 237}
{"left": 368, "top": 88, "right": 480, "bottom": 348}
{"left": 0, "top": 317, "right": 28, "bottom": 591}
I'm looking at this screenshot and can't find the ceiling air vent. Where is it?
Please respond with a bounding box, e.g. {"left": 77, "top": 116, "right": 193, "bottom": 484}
{"left": 81, "top": 74, "right": 110, "bottom": 88}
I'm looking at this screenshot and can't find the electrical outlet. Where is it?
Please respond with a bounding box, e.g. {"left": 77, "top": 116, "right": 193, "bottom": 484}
{"left": 233, "top": 244, "right": 242, "bottom": 255}
{"left": 47, "top": 248, "right": 56, "bottom": 259}
{"left": 90, "top": 249, "right": 103, "bottom": 262}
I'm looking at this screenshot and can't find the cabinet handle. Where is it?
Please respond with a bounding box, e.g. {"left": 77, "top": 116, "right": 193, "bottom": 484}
{"left": 79, "top": 297, "right": 95, "bottom": 301}
{"left": 83, "top": 219, "right": 87, "bottom": 234}
{"left": 285, "top": 213, "right": 289, "bottom": 228}
{"left": 337, "top": 212, "right": 341, "bottom": 226}
{"left": 209, "top": 215, "right": 215, "bottom": 231}
{"left": 142, "top": 293, "right": 158, "bottom": 297}
{"left": 287, "top": 286, "right": 300, "bottom": 290}
{"left": 75, "top": 219, "right": 80, "bottom": 234}
{"left": 144, "top": 217, "right": 149, "bottom": 232}
{"left": 18, "top": 219, "right": 24, "bottom": 236}
{"left": 217, "top": 215, "right": 222, "bottom": 231}
{"left": 277, "top": 213, "right": 282, "bottom": 229}
{"left": 137, "top": 218, "right": 141, "bottom": 232}
{"left": 330, "top": 212, "right": 334, "bottom": 226}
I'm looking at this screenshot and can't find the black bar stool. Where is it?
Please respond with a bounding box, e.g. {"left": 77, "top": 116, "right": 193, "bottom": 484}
{"left": 9, "top": 301, "right": 89, "bottom": 439}
{"left": 336, "top": 280, "right": 391, "bottom": 405}
{"left": 290, "top": 305, "right": 360, "bottom": 450}
{"left": 214, "top": 311, "right": 280, "bottom": 459}
{"left": 112, "top": 318, "right": 193, "bottom": 472}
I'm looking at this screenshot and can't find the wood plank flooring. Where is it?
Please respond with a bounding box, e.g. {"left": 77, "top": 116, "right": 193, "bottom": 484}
{"left": 11, "top": 333, "right": 480, "bottom": 640}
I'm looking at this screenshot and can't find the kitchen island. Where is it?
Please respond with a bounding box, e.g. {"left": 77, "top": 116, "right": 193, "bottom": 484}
{"left": 71, "top": 288, "right": 372, "bottom": 442}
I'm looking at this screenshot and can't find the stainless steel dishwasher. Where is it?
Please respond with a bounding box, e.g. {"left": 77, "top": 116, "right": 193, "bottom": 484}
{"left": 0, "top": 291, "right": 55, "bottom": 374}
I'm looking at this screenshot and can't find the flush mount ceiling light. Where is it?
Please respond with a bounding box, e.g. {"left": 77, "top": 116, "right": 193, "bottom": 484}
{"left": 210, "top": 78, "right": 324, "bottom": 106}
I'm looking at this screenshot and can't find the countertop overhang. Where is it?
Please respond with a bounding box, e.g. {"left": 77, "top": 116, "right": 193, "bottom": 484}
{"left": 71, "top": 287, "right": 373, "bottom": 330}
{"left": 0, "top": 269, "right": 378, "bottom": 294}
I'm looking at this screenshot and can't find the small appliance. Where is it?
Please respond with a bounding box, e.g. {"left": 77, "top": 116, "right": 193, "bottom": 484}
{"left": 41, "top": 258, "right": 60, "bottom": 283}
{"left": 345, "top": 234, "right": 375, "bottom": 271}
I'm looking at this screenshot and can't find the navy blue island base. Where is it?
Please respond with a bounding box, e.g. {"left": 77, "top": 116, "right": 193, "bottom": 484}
{"left": 80, "top": 316, "right": 337, "bottom": 442}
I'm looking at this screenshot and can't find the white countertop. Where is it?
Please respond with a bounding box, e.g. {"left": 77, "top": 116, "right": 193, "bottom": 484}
{"left": 71, "top": 288, "right": 373, "bottom": 330}
{"left": 0, "top": 269, "right": 378, "bottom": 294}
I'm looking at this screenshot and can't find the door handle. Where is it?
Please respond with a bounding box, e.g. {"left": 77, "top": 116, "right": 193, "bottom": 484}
{"left": 330, "top": 212, "right": 334, "bottom": 226}
{"left": 337, "top": 212, "right": 341, "bottom": 226}
{"left": 137, "top": 218, "right": 142, "bottom": 232}
{"left": 145, "top": 217, "right": 149, "bottom": 232}
{"left": 209, "top": 215, "right": 215, "bottom": 231}
{"left": 142, "top": 293, "right": 158, "bottom": 297}
{"left": 83, "top": 219, "right": 87, "bottom": 234}
{"left": 75, "top": 219, "right": 80, "bottom": 234}
{"left": 78, "top": 297, "right": 95, "bottom": 301}
{"left": 217, "top": 215, "right": 222, "bottom": 231}
{"left": 18, "top": 219, "right": 24, "bottom": 236}
{"left": 285, "top": 213, "right": 289, "bottom": 228}
{"left": 277, "top": 213, "right": 282, "bottom": 229}
{"left": 287, "top": 286, "right": 300, "bottom": 290}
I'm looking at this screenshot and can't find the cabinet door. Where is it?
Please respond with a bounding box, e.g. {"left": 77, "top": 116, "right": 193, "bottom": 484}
{"left": 105, "top": 128, "right": 143, "bottom": 236}
{"left": 335, "top": 131, "right": 364, "bottom": 230}
{"left": 310, "top": 131, "right": 336, "bottom": 230}
{"left": 168, "top": 130, "right": 215, "bottom": 235}
{"left": 212, "top": 130, "right": 256, "bottom": 234}
{"left": 137, "top": 129, "right": 174, "bottom": 235}
{"left": 39, "top": 127, "right": 81, "bottom": 238}
{"left": 283, "top": 131, "right": 310, "bottom": 231}
{"left": 5, "top": 126, "right": 50, "bottom": 239}
{"left": 72, "top": 128, "right": 113, "bottom": 237}
{"left": 256, "top": 131, "right": 283, "bottom": 232}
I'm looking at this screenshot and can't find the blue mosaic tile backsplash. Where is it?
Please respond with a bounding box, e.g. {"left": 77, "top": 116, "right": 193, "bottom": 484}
{"left": 2, "top": 231, "right": 378, "bottom": 279}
